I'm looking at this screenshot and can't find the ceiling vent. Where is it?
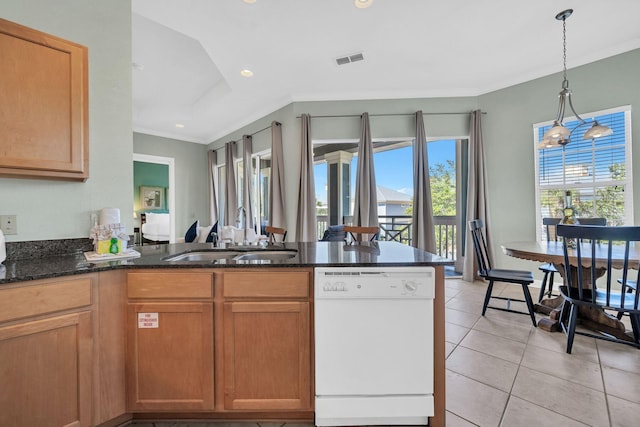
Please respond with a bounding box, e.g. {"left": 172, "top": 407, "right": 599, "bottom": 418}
{"left": 335, "top": 52, "right": 364, "bottom": 66}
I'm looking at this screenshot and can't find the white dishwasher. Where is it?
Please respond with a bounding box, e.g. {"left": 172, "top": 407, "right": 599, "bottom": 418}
{"left": 314, "top": 266, "right": 435, "bottom": 426}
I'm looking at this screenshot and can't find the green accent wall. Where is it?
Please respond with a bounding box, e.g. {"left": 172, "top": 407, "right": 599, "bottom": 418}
{"left": 134, "top": 162, "right": 169, "bottom": 212}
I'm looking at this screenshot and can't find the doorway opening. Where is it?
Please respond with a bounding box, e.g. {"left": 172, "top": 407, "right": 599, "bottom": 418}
{"left": 133, "top": 153, "right": 176, "bottom": 243}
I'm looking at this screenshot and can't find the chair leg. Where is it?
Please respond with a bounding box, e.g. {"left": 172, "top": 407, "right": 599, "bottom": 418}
{"left": 547, "top": 272, "right": 555, "bottom": 298}
{"left": 538, "top": 272, "right": 549, "bottom": 303}
{"left": 482, "top": 280, "right": 495, "bottom": 316}
{"left": 630, "top": 313, "right": 640, "bottom": 344}
{"left": 559, "top": 300, "right": 570, "bottom": 325}
{"left": 566, "top": 303, "right": 579, "bottom": 354}
{"left": 521, "top": 283, "right": 537, "bottom": 327}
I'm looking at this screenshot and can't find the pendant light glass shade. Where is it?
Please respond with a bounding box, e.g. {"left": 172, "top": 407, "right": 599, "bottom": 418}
{"left": 539, "top": 9, "right": 612, "bottom": 149}
{"left": 583, "top": 121, "right": 614, "bottom": 139}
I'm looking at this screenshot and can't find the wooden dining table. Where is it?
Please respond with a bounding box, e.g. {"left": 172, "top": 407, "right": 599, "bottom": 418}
{"left": 501, "top": 240, "right": 640, "bottom": 341}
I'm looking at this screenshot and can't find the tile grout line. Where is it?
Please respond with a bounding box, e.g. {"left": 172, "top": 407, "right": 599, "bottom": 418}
{"left": 597, "top": 341, "right": 614, "bottom": 427}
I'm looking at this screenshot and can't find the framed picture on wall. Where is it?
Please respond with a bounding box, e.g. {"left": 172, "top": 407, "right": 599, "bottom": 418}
{"left": 140, "top": 186, "right": 164, "bottom": 209}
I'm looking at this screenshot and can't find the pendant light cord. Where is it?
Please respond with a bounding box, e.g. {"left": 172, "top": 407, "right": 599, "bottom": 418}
{"left": 562, "top": 16, "right": 568, "bottom": 87}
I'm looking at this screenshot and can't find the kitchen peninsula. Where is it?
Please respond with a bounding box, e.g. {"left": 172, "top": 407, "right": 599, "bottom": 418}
{"left": 0, "top": 241, "right": 451, "bottom": 427}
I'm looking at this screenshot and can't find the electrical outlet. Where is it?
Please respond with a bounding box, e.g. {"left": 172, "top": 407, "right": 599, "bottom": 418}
{"left": 0, "top": 215, "right": 17, "bottom": 235}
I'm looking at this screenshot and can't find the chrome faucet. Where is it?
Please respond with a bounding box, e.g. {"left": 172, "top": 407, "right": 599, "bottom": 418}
{"left": 237, "top": 206, "right": 247, "bottom": 230}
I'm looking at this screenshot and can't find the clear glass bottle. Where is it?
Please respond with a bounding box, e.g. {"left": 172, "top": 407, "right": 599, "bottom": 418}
{"left": 560, "top": 190, "right": 579, "bottom": 248}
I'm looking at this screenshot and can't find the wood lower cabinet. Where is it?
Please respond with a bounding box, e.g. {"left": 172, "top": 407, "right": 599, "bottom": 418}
{"left": 126, "top": 302, "right": 214, "bottom": 412}
{"left": 222, "top": 301, "right": 311, "bottom": 411}
{"left": 220, "top": 269, "right": 313, "bottom": 412}
{"left": 0, "top": 311, "right": 93, "bottom": 427}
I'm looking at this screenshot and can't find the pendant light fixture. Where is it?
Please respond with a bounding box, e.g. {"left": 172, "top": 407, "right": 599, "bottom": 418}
{"left": 539, "top": 9, "right": 613, "bottom": 149}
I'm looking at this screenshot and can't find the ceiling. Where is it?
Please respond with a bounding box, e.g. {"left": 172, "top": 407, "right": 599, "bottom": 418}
{"left": 132, "top": 0, "right": 640, "bottom": 144}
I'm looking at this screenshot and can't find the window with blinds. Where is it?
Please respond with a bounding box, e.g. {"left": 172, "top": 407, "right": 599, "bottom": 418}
{"left": 533, "top": 106, "right": 633, "bottom": 238}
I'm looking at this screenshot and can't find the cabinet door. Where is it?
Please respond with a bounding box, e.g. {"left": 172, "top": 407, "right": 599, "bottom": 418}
{"left": 0, "top": 18, "right": 89, "bottom": 181}
{"left": 223, "top": 301, "right": 311, "bottom": 411}
{"left": 126, "top": 303, "right": 214, "bottom": 411}
{"left": 0, "top": 311, "right": 93, "bottom": 427}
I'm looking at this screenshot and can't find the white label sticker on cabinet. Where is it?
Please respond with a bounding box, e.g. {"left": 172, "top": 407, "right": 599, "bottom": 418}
{"left": 138, "top": 312, "right": 159, "bottom": 328}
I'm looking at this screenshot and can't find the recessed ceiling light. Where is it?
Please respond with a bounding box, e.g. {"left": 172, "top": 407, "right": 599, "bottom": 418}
{"left": 354, "top": 0, "right": 372, "bottom": 9}
{"left": 240, "top": 69, "right": 254, "bottom": 77}
{"left": 175, "top": 123, "right": 185, "bottom": 128}
{"left": 243, "top": 0, "right": 257, "bottom": 4}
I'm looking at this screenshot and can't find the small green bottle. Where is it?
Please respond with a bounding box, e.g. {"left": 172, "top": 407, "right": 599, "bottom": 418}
{"left": 109, "top": 237, "right": 119, "bottom": 254}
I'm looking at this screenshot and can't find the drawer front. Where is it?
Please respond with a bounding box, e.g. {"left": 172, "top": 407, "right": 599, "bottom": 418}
{"left": 223, "top": 270, "right": 310, "bottom": 298}
{"left": 127, "top": 271, "right": 212, "bottom": 299}
{"left": 0, "top": 276, "right": 93, "bottom": 323}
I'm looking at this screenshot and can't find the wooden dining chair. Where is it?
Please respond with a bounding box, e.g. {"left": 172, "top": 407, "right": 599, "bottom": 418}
{"left": 265, "top": 226, "right": 287, "bottom": 243}
{"left": 343, "top": 225, "right": 379, "bottom": 242}
{"left": 538, "top": 217, "right": 606, "bottom": 302}
{"left": 556, "top": 224, "right": 640, "bottom": 353}
{"left": 468, "top": 219, "right": 537, "bottom": 326}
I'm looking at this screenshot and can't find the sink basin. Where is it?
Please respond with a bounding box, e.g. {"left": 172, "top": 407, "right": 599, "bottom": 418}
{"left": 233, "top": 250, "right": 298, "bottom": 262}
{"left": 162, "top": 251, "right": 241, "bottom": 262}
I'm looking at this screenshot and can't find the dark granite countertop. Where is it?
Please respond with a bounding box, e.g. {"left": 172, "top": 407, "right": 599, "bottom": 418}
{"left": 0, "top": 241, "right": 453, "bottom": 285}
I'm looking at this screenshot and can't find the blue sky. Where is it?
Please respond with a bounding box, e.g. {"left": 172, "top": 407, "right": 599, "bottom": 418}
{"left": 314, "top": 139, "right": 456, "bottom": 203}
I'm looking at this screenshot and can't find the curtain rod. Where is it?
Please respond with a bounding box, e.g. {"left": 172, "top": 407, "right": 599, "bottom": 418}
{"left": 296, "top": 111, "right": 486, "bottom": 119}
{"left": 230, "top": 121, "right": 282, "bottom": 144}
{"left": 212, "top": 122, "right": 282, "bottom": 153}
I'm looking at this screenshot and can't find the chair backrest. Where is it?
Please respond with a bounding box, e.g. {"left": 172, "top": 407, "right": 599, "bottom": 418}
{"left": 468, "top": 219, "right": 491, "bottom": 277}
{"left": 265, "top": 226, "right": 287, "bottom": 243}
{"left": 543, "top": 218, "right": 562, "bottom": 241}
{"left": 320, "top": 225, "right": 347, "bottom": 241}
{"left": 577, "top": 217, "right": 607, "bottom": 226}
{"left": 343, "top": 225, "right": 379, "bottom": 242}
{"left": 543, "top": 217, "right": 606, "bottom": 241}
{"left": 556, "top": 224, "right": 640, "bottom": 310}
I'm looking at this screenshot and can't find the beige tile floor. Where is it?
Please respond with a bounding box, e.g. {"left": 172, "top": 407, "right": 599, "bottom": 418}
{"left": 445, "top": 277, "right": 640, "bottom": 427}
{"left": 132, "top": 277, "right": 640, "bottom": 427}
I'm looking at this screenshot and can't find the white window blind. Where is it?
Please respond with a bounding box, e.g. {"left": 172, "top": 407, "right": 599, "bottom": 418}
{"left": 533, "top": 106, "right": 633, "bottom": 238}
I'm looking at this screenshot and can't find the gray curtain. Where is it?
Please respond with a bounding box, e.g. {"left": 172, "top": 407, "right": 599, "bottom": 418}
{"left": 269, "top": 121, "right": 286, "bottom": 230}
{"left": 207, "top": 149, "right": 218, "bottom": 226}
{"left": 296, "top": 114, "right": 317, "bottom": 241}
{"left": 224, "top": 141, "right": 238, "bottom": 226}
{"left": 463, "top": 110, "right": 491, "bottom": 281}
{"left": 412, "top": 111, "right": 436, "bottom": 252}
{"left": 241, "top": 135, "right": 255, "bottom": 230}
{"left": 352, "top": 112, "right": 378, "bottom": 227}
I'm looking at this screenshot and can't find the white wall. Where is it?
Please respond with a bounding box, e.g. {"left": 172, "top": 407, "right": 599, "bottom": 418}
{"left": 0, "top": 0, "right": 132, "bottom": 242}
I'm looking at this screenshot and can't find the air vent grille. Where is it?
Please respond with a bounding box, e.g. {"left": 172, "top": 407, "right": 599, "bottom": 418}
{"left": 335, "top": 52, "right": 364, "bottom": 66}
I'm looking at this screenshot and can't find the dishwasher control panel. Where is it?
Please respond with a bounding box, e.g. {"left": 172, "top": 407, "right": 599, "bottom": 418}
{"left": 315, "top": 266, "right": 435, "bottom": 299}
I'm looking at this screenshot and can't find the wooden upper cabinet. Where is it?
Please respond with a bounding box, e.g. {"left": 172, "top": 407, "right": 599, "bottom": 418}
{"left": 0, "top": 18, "right": 88, "bottom": 181}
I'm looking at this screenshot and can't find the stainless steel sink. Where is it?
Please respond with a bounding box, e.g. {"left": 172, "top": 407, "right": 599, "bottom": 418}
{"left": 233, "top": 250, "right": 298, "bottom": 262}
{"left": 162, "top": 251, "right": 241, "bottom": 262}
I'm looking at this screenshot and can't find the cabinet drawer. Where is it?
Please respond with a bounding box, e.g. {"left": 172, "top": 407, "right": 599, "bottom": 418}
{"left": 223, "top": 270, "right": 310, "bottom": 298}
{"left": 127, "top": 271, "right": 212, "bottom": 299}
{"left": 0, "top": 276, "right": 93, "bottom": 323}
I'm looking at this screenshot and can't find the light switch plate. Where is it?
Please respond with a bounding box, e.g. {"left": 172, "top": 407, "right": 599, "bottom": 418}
{"left": 0, "top": 215, "right": 17, "bottom": 235}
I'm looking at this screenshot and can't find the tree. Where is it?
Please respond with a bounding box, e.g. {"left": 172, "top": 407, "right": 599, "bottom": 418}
{"left": 404, "top": 159, "right": 456, "bottom": 216}
{"left": 429, "top": 160, "right": 456, "bottom": 216}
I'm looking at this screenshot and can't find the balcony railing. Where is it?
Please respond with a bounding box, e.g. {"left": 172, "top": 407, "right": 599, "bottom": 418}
{"left": 316, "top": 214, "right": 457, "bottom": 262}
